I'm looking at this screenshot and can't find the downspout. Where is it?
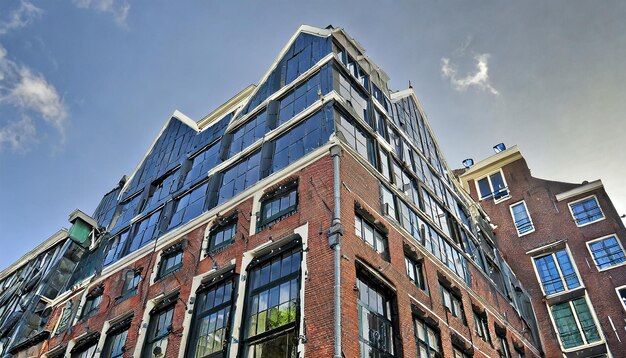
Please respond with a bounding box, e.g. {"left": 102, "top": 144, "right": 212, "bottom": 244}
{"left": 327, "top": 144, "right": 343, "bottom": 358}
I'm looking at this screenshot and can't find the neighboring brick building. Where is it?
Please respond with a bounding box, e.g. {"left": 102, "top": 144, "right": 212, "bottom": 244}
{"left": 458, "top": 145, "right": 626, "bottom": 357}
{"left": 3, "top": 26, "right": 542, "bottom": 358}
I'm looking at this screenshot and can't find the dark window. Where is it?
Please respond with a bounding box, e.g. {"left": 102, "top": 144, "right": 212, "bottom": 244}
{"left": 218, "top": 151, "right": 261, "bottom": 204}
{"left": 473, "top": 310, "right": 492, "bottom": 344}
{"left": 128, "top": 210, "right": 162, "bottom": 253}
{"left": 184, "top": 143, "right": 220, "bottom": 186}
{"left": 497, "top": 334, "right": 512, "bottom": 358}
{"left": 55, "top": 301, "right": 75, "bottom": 335}
{"left": 278, "top": 69, "right": 330, "bottom": 126}
{"left": 357, "top": 274, "right": 395, "bottom": 358}
{"left": 550, "top": 297, "right": 601, "bottom": 349}
{"left": 618, "top": 287, "right": 626, "bottom": 312}
{"left": 142, "top": 306, "right": 174, "bottom": 358}
{"left": 168, "top": 182, "right": 208, "bottom": 230}
{"left": 440, "top": 284, "right": 465, "bottom": 322}
{"left": 102, "top": 319, "right": 131, "bottom": 358}
{"left": 114, "top": 193, "right": 142, "bottom": 230}
{"left": 72, "top": 345, "right": 96, "bottom": 358}
{"left": 338, "top": 115, "right": 376, "bottom": 167}
{"left": 413, "top": 316, "right": 440, "bottom": 358}
{"left": 453, "top": 347, "right": 470, "bottom": 358}
{"left": 477, "top": 171, "right": 509, "bottom": 201}
{"left": 257, "top": 185, "right": 298, "bottom": 232}
{"left": 79, "top": 287, "right": 103, "bottom": 320}
{"left": 143, "top": 170, "right": 179, "bottom": 212}
{"left": 117, "top": 271, "right": 141, "bottom": 302}
{"left": 157, "top": 249, "right": 183, "bottom": 280}
{"left": 243, "top": 248, "right": 302, "bottom": 357}
{"left": 208, "top": 220, "right": 237, "bottom": 253}
{"left": 228, "top": 111, "right": 269, "bottom": 158}
{"left": 354, "top": 215, "right": 389, "bottom": 260}
{"left": 405, "top": 256, "right": 425, "bottom": 290}
{"left": 271, "top": 107, "right": 334, "bottom": 174}
{"left": 186, "top": 278, "right": 235, "bottom": 358}
{"left": 103, "top": 231, "right": 130, "bottom": 266}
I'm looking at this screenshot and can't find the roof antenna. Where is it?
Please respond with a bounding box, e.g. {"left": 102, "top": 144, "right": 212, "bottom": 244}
{"left": 408, "top": 80, "right": 413, "bottom": 89}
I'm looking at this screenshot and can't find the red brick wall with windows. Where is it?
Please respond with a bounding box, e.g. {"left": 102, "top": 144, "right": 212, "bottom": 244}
{"left": 464, "top": 156, "right": 626, "bottom": 357}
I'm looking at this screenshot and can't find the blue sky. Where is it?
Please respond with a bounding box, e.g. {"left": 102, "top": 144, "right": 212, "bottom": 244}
{"left": 1, "top": 1, "right": 625, "bottom": 269}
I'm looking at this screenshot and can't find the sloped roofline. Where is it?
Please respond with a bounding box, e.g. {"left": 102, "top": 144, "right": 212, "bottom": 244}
{"left": 0, "top": 229, "right": 69, "bottom": 281}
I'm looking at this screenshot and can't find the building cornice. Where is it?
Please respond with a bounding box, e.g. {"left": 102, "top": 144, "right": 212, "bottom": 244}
{"left": 555, "top": 179, "right": 603, "bottom": 202}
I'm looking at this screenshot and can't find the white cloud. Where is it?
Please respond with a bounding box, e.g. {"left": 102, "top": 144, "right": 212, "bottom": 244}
{"left": 0, "top": 115, "right": 37, "bottom": 152}
{"left": 441, "top": 54, "right": 499, "bottom": 96}
{"left": 0, "top": 0, "right": 43, "bottom": 35}
{"left": 73, "top": 0, "right": 130, "bottom": 26}
{"left": 9, "top": 67, "right": 67, "bottom": 133}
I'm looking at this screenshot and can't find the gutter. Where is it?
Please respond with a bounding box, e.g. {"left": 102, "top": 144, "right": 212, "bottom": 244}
{"left": 327, "top": 144, "right": 344, "bottom": 358}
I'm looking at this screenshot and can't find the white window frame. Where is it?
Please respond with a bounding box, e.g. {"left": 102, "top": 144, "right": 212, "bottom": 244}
{"left": 474, "top": 169, "right": 510, "bottom": 204}
{"left": 530, "top": 246, "right": 583, "bottom": 297}
{"left": 567, "top": 195, "right": 605, "bottom": 227}
{"left": 616, "top": 285, "right": 626, "bottom": 312}
{"left": 546, "top": 294, "right": 605, "bottom": 352}
{"left": 509, "top": 200, "right": 535, "bottom": 237}
{"left": 586, "top": 234, "right": 626, "bottom": 272}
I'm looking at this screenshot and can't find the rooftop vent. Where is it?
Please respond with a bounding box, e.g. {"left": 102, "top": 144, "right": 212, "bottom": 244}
{"left": 493, "top": 143, "right": 506, "bottom": 153}
{"left": 462, "top": 158, "right": 474, "bottom": 168}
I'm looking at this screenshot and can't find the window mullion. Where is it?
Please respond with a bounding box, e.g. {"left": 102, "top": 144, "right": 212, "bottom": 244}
{"left": 569, "top": 300, "right": 588, "bottom": 345}
{"left": 552, "top": 253, "right": 568, "bottom": 292}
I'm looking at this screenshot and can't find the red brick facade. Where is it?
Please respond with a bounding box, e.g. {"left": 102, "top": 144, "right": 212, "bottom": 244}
{"left": 460, "top": 148, "right": 626, "bottom": 358}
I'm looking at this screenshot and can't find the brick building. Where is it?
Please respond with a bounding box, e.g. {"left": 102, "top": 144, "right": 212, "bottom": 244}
{"left": 457, "top": 145, "right": 626, "bottom": 357}
{"left": 3, "top": 26, "right": 542, "bottom": 358}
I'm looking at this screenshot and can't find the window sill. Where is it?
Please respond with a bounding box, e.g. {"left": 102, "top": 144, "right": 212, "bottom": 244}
{"left": 596, "top": 260, "right": 626, "bottom": 272}
{"left": 155, "top": 266, "right": 182, "bottom": 282}
{"left": 516, "top": 228, "right": 535, "bottom": 237}
{"left": 574, "top": 216, "right": 605, "bottom": 228}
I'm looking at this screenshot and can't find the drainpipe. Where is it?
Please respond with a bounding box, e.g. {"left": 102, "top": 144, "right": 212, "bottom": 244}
{"left": 327, "top": 144, "right": 343, "bottom": 358}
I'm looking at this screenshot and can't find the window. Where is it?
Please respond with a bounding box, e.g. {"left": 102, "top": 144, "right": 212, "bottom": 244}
{"left": 476, "top": 171, "right": 509, "bottom": 202}
{"left": 497, "top": 334, "right": 512, "bottom": 358}
{"left": 257, "top": 185, "right": 298, "bottom": 232}
{"left": 208, "top": 220, "right": 237, "bottom": 253}
{"left": 357, "top": 275, "right": 395, "bottom": 358}
{"left": 550, "top": 297, "right": 601, "bottom": 349}
{"left": 168, "top": 182, "right": 208, "bottom": 230}
{"left": 338, "top": 115, "right": 376, "bottom": 166}
{"left": 440, "top": 284, "right": 465, "bottom": 321}
{"left": 184, "top": 143, "right": 220, "bottom": 186}
{"left": 533, "top": 249, "right": 581, "bottom": 295}
{"left": 244, "top": 248, "right": 301, "bottom": 357}
{"left": 186, "top": 278, "right": 235, "bottom": 358}
{"left": 103, "top": 231, "right": 130, "bottom": 266}
{"left": 54, "top": 301, "right": 74, "bottom": 335}
{"left": 79, "top": 287, "right": 103, "bottom": 320}
{"left": 413, "top": 316, "right": 440, "bottom": 358}
{"left": 569, "top": 196, "right": 604, "bottom": 226}
{"left": 616, "top": 286, "right": 626, "bottom": 312}
{"left": 218, "top": 151, "right": 261, "bottom": 204}
{"left": 128, "top": 209, "right": 162, "bottom": 253}
{"left": 117, "top": 271, "right": 140, "bottom": 302}
{"left": 473, "top": 310, "right": 492, "bottom": 344}
{"left": 102, "top": 317, "right": 132, "bottom": 358}
{"left": 271, "top": 107, "right": 334, "bottom": 174}
{"left": 405, "top": 255, "right": 425, "bottom": 290}
{"left": 72, "top": 345, "right": 96, "bottom": 358}
{"left": 355, "top": 215, "right": 389, "bottom": 260}
{"left": 509, "top": 201, "right": 534, "bottom": 236}
{"left": 453, "top": 347, "right": 470, "bottom": 358}
{"left": 337, "top": 72, "right": 368, "bottom": 123}
{"left": 381, "top": 185, "right": 397, "bottom": 220}
{"left": 143, "top": 170, "right": 179, "bottom": 212}
{"left": 586, "top": 235, "right": 626, "bottom": 270}
{"left": 228, "top": 110, "right": 269, "bottom": 158}
{"left": 277, "top": 70, "right": 330, "bottom": 126}
{"left": 157, "top": 250, "right": 183, "bottom": 281}
{"left": 142, "top": 305, "right": 175, "bottom": 358}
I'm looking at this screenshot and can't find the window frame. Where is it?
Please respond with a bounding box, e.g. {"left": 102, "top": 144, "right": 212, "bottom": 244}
{"left": 117, "top": 271, "right": 141, "bottom": 303}
{"left": 567, "top": 195, "right": 605, "bottom": 227}
{"left": 156, "top": 248, "right": 183, "bottom": 281}
{"left": 79, "top": 287, "right": 103, "bottom": 321}
{"left": 615, "top": 285, "right": 626, "bottom": 312}
{"left": 185, "top": 276, "right": 236, "bottom": 358}
{"left": 257, "top": 183, "right": 298, "bottom": 232}
{"left": 404, "top": 255, "right": 426, "bottom": 291}
{"left": 439, "top": 283, "right": 465, "bottom": 323}
{"left": 585, "top": 234, "right": 626, "bottom": 271}
{"left": 475, "top": 169, "right": 510, "bottom": 204}
{"left": 241, "top": 245, "right": 303, "bottom": 357}
{"left": 356, "top": 273, "right": 397, "bottom": 358}
{"left": 208, "top": 219, "right": 237, "bottom": 253}
{"left": 473, "top": 310, "right": 492, "bottom": 344}
{"left": 101, "top": 318, "right": 132, "bottom": 358}
{"left": 141, "top": 304, "right": 175, "bottom": 358}
{"left": 547, "top": 295, "right": 603, "bottom": 351}
{"left": 413, "top": 315, "right": 440, "bottom": 358}
{"left": 531, "top": 248, "right": 582, "bottom": 296}
{"left": 508, "top": 200, "right": 535, "bottom": 237}
{"left": 354, "top": 214, "right": 390, "bottom": 260}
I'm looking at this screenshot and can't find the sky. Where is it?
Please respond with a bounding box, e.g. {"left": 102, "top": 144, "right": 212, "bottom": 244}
{"left": 1, "top": 1, "right": 625, "bottom": 270}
